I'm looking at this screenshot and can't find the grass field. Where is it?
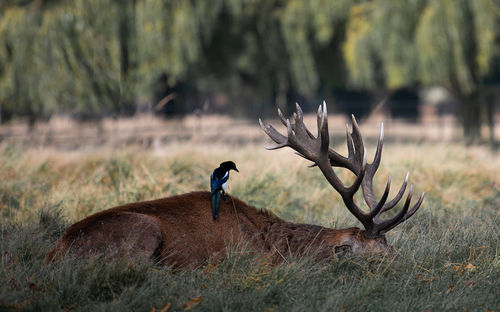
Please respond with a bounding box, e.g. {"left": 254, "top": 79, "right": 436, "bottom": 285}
{"left": 0, "top": 118, "right": 499, "bottom": 311}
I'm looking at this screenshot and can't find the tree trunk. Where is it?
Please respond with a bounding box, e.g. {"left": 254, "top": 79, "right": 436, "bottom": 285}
{"left": 486, "top": 99, "right": 495, "bottom": 147}
{"left": 459, "top": 94, "right": 481, "bottom": 145}
{"left": 482, "top": 86, "right": 498, "bottom": 147}
{"left": 117, "top": 0, "right": 136, "bottom": 115}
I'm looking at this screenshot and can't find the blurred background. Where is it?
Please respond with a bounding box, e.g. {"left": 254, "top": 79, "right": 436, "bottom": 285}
{"left": 0, "top": 0, "right": 499, "bottom": 147}
{"left": 1, "top": 3, "right": 500, "bottom": 310}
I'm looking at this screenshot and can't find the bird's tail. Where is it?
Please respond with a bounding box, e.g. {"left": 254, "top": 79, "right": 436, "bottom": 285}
{"left": 212, "top": 190, "right": 221, "bottom": 220}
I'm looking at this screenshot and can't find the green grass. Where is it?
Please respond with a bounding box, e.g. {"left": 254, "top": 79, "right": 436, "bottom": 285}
{"left": 0, "top": 140, "right": 499, "bottom": 311}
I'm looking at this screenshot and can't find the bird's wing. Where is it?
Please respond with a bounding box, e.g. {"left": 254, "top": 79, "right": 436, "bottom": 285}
{"left": 211, "top": 172, "right": 229, "bottom": 193}
{"left": 212, "top": 190, "right": 221, "bottom": 220}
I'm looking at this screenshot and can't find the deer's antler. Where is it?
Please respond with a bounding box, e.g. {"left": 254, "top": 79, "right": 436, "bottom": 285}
{"left": 259, "top": 102, "right": 425, "bottom": 238}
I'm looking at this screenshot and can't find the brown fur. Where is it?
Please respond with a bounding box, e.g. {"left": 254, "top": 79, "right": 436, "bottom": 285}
{"left": 45, "top": 191, "right": 393, "bottom": 268}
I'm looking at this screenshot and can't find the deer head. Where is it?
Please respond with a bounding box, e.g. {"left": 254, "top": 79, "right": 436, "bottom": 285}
{"left": 259, "top": 102, "right": 425, "bottom": 254}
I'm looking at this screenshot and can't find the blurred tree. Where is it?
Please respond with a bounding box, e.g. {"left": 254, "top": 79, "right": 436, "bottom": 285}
{"left": 416, "top": 0, "right": 500, "bottom": 144}
{"left": 135, "top": 0, "right": 223, "bottom": 114}
{"left": 0, "top": 5, "right": 45, "bottom": 127}
{"left": 344, "top": 0, "right": 426, "bottom": 113}
{"left": 280, "top": 0, "right": 354, "bottom": 114}
{"left": 0, "top": 0, "right": 357, "bottom": 121}
{"left": 344, "top": 0, "right": 500, "bottom": 144}
{"left": 0, "top": 0, "right": 131, "bottom": 124}
{"left": 116, "top": 0, "right": 137, "bottom": 115}
{"left": 0, "top": 0, "right": 498, "bottom": 144}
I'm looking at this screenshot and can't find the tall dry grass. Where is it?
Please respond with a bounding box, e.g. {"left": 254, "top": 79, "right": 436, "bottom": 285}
{"left": 0, "top": 118, "right": 499, "bottom": 311}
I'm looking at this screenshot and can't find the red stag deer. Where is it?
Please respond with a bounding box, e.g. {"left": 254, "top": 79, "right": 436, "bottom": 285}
{"left": 45, "top": 102, "right": 424, "bottom": 268}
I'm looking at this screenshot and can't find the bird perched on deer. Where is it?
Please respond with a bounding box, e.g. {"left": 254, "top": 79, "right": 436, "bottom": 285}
{"left": 210, "top": 161, "right": 239, "bottom": 220}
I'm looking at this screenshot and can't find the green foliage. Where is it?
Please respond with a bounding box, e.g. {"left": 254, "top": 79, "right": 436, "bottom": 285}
{"left": 0, "top": 0, "right": 499, "bottom": 141}
{"left": 344, "top": 0, "right": 425, "bottom": 90}
{"left": 343, "top": 0, "right": 500, "bottom": 142}
{"left": 280, "top": 0, "right": 352, "bottom": 96}
{"left": 0, "top": 0, "right": 352, "bottom": 119}
{"left": 0, "top": 1, "right": 126, "bottom": 119}
{"left": 343, "top": 0, "right": 500, "bottom": 95}
{"left": 135, "top": 0, "right": 223, "bottom": 87}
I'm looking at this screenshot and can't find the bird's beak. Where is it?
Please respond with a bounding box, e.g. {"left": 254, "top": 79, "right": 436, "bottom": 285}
{"left": 235, "top": 167, "right": 239, "bottom": 172}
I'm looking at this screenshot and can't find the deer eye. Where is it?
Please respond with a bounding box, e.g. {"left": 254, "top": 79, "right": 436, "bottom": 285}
{"left": 334, "top": 245, "right": 351, "bottom": 255}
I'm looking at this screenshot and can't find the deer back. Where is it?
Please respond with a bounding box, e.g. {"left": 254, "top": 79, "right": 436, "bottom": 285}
{"left": 45, "top": 191, "right": 371, "bottom": 267}
{"left": 46, "top": 192, "right": 282, "bottom": 267}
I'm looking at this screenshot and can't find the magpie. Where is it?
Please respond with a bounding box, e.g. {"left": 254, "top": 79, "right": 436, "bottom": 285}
{"left": 210, "top": 161, "right": 239, "bottom": 220}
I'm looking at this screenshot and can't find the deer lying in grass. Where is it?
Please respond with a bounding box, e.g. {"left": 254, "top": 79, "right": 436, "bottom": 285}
{"left": 45, "top": 102, "right": 424, "bottom": 268}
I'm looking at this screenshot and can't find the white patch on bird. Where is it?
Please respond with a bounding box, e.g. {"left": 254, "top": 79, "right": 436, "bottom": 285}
{"left": 222, "top": 181, "right": 228, "bottom": 190}
{"left": 223, "top": 172, "right": 229, "bottom": 179}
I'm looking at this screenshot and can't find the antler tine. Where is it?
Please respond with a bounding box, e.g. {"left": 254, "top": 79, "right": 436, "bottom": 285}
{"left": 376, "top": 184, "right": 414, "bottom": 233}
{"left": 295, "top": 103, "right": 303, "bottom": 119}
{"left": 316, "top": 104, "right": 324, "bottom": 138}
{"left": 350, "top": 115, "right": 365, "bottom": 164}
{"left": 342, "top": 115, "right": 366, "bottom": 175}
{"left": 294, "top": 103, "right": 304, "bottom": 125}
{"left": 327, "top": 148, "right": 354, "bottom": 171}
{"left": 383, "top": 192, "right": 425, "bottom": 232}
{"left": 291, "top": 104, "right": 309, "bottom": 139}
{"left": 278, "top": 105, "right": 316, "bottom": 140}
{"left": 345, "top": 148, "right": 367, "bottom": 196}
{"left": 265, "top": 144, "right": 288, "bottom": 150}
{"left": 379, "top": 171, "right": 409, "bottom": 214}
{"left": 360, "top": 122, "right": 384, "bottom": 209}
{"left": 295, "top": 103, "right": 316, "bottom": 139}
{"left": 371, "top": 123, "right": 384, "bottom": 172}
{"left": 259, "top": 118, "right": 288, "bottom": 147}
{"left": 319, "top": 102, "right": 330, "bottom": 153}
{"left": 277, "top": 108, "right": 287, "bottom": 127}
{"left": 278, "top": 107, "right": 299, "bottom": 136}
{"left": 367, "top": 176, "right": 391, "bottom": 218}
{"left": 346, "top": 123, "right": 355, "bottom": 160}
